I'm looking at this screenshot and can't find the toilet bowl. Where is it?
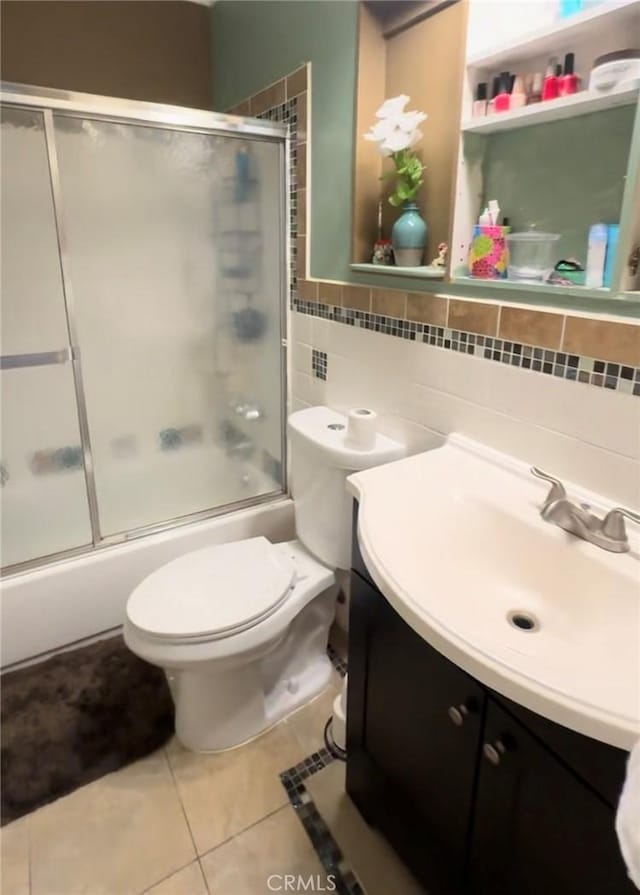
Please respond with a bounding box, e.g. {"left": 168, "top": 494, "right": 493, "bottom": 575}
{"left": 124, "top": 406, "right": 404, "bottom": 752}
{"left": 125, "top": 537, "right": 336, "bottom": 751}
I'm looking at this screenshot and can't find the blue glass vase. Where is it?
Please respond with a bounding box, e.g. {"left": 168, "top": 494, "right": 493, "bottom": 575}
{"left": 391, "top": 202, "right": 427, "bottom": 267}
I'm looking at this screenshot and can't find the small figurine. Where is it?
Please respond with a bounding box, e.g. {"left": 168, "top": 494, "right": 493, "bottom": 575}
{"left": 431, "top": 242, "right": 448, "bottom": 268}
{"left": 372, "top": 238, "right": 393, "bottom": 266}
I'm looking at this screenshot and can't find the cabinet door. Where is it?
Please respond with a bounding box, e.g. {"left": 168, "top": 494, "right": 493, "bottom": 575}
{"left": 469, "top": 700, "right": 635, "bottom": 895}
{"left": 347, "top": 571, "right": 485, "bottom": 894}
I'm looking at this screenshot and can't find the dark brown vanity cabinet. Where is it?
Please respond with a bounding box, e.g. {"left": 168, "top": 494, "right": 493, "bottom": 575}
{"left": 346, "top": 568, "right": 634, "bottom": 895}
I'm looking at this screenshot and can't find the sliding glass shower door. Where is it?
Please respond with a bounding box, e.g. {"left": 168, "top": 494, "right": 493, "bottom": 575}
{"left": 1, "top": 108, "right": 92, "bottom": 566}
{"left": 53, "top": 117, "right": 285, "bottom": 536}
{"left": 1, "top": 87, "right": 287, "bottom": 569}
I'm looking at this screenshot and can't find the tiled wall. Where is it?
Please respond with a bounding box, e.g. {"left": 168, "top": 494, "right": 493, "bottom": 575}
{"left": 231, "top": 68, "right": 640, "bottom": 507}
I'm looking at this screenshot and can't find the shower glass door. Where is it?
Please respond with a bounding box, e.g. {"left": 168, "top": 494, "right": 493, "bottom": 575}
{"left": 52, "top": 115, "right": 285, "bottom": 537}
{"left": 1, "top": 108, "right": 92, "bottom": 566}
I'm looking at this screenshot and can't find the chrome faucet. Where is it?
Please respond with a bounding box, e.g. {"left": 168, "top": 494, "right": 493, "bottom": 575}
{"left": 532, "top": 467, "right": 640, "bottom": 554}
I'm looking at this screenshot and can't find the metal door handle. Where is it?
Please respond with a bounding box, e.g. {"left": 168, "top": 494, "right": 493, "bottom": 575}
{"left": 0, "top": 348, "right": 71, "bottom": 370}
{"left": 448, "top": 704, "right": 470, "bottom": 727}
{"left": 483, "top": 740, "right": 507, "bottom": 766}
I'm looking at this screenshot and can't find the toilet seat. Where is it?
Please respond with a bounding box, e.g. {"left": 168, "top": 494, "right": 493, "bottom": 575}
{"left": 126, "top": 537, "right": 295, "bottom": 643}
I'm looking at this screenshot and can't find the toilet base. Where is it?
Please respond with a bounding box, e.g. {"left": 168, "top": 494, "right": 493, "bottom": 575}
{"left": 172, "top": 588, "right": 336, "bottom": 752}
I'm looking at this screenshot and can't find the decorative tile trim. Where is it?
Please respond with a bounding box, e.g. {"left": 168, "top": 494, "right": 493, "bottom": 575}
{"left": 294, "top": 298, "right": 640, "bottom": 397}
{"left": 327, "top": 644, "right": 348, "bottom": 678}
{"left": 312, "top": 348, "right": 328, "bottom": 381}
{"left": 257, "top": 96, "right": 300, "bottom": 316}
{"left": 280, "top": 646, "right": 358, "bottom": 892}
{"left": 280, "top": 756, "right": 364, "bottom": 895}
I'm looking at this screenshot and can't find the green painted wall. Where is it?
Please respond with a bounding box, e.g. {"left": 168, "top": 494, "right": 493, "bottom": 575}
{"left": 481, "top": 106, "right": 635, "bottom": 266}
{"left": 210, "top": 2, "right": 640, "bottom": 317}
{"left": 211, "top": 0, "right": 360, "bottom": 282}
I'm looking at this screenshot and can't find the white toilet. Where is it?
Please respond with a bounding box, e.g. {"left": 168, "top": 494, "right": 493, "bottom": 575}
{"left": 124, "top": 406, "right": 403, "bottom": 752}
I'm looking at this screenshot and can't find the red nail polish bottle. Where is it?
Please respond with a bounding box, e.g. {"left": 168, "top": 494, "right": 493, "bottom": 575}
{"left": 542, "top": 61, "right": 560, "bottom": 100}
{"left": 494, "top": 71, "right": 512, "bottom": 113}
{"left": 559, "top": 53, "right": 578, "bottom": 96}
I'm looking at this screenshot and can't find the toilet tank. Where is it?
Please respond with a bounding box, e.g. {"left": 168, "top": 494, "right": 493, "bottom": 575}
{"left": 288, "top": 406, "right": 404, "bottom": 570}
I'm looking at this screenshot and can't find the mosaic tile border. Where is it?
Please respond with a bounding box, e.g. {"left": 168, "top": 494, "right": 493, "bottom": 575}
{"left": 327, "top": 643, "right": 348, "bottom": 678}
{"left": 312, "top": 348, "right": 328, "bottom": 381}
{"left": 258, "top": 98, "right": 298, "bottom": 310}
{"left": 280, "top": 643, "right": 358, "bottom": 893}
{"left": 295, "top": 298, "right": 640, "bottom": 396}
{"left": 280, "top": 755, "right": 364, "bottom": 895}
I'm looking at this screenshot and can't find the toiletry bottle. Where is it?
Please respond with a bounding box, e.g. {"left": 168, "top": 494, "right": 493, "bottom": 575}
{"left": 542, "top": 60, "right": 560, "bottom": 100}
{"left": 603, "top": 224, "right": 620, "bottom": 288}
{"left": 473, "top": 82, "right": 488, "bottom": 117}
{"left": 560, "top": 0, "right": 582, "bottom": 16}
{"left": 585, "top": 223, "right": 608, "bottom": 288}
{"left": 558, "top": 52, "right": 579, "bottom": 95}
{"left": 494, "top": 72, "right": 511, "bottom": 112}
{"left": 510, "top": 75, "right": 527, "bottom": 108}
{"left": 528, "top": 72, "right": 544, "bottom": 103}
{"left": 488, "top": 76, "right": 500, "bottom": 113}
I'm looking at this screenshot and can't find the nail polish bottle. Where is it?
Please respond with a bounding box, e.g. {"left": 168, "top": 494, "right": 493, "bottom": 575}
{"left": 473, "top": 82, "right": 488, "bottom": 117}
{"left": 494, "top": 71, "right": 511, "bottom": 113}
{"left": 528, "top": 72, "right": 543, "bottom": 104}
{"left": 542, "top": 60, "right": 560, "bottom": 101}
{"left": 558, "top": 52, "right": 578, "bottom": 96}
{"left": 510, "top": 75, "right": 527, "bottom": 109}
{"left": 488, "top": 75, "right": 500, "bottom": 113}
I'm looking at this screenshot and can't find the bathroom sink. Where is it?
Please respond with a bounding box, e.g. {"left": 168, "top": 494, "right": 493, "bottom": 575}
{"left": 347, "top": 436, "right": 640, "bottom": 750}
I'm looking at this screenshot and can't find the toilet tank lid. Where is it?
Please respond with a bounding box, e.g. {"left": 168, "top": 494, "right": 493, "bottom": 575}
{"left": 126, "top": 537, "right": 294, "bottom": 640}
{"left": 288, "top": 406, "right": 404, "bottom": 471}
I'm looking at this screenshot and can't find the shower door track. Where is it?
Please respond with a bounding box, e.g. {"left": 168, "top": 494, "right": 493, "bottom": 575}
{"left": 1, "top": 83, "right": 291, "bottom": 574}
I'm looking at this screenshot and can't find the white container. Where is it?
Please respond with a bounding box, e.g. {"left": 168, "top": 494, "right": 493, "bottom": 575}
{"left": 589, "top": 50, "right": 640, "bottom": 92}
{"left": 506, "top": 232, "right": 561, "bottom": 282}
{"left": 585, "top": 223, "right": 608, "bottom": 288}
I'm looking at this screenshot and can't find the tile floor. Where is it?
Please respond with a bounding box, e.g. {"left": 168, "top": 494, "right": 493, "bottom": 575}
{"left": 0, "top": 669, "right": 342, "bottom": 895}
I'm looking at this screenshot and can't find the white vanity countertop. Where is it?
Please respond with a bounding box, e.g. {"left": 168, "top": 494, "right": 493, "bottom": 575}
{"left": 347, "top": 436, "right": 640, "bottom": 752}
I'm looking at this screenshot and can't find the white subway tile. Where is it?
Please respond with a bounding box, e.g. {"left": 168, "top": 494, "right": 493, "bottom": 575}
{"left": 291, "top": 341, "right": 312, "bottom": 374}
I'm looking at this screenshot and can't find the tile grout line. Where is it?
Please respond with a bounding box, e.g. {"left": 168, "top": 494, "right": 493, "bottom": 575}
{"left": 197, "top": 803, "right": 289, "bottom": 862}
{"left": 163, "top": 747, "right": 202, "bottom": 868}
{"left": 137, "top": 857, "right": 203, "bottom": 895}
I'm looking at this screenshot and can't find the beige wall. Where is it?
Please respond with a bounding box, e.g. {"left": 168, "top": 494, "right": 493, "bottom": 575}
{"left": 383, "top": 0, "right": 467, "bottom": 258}
{"left": 1, "top": 1, "right": 212, "bottom": 109}
{"left": 352, "top": 0, "right": 466, "bottom": 262}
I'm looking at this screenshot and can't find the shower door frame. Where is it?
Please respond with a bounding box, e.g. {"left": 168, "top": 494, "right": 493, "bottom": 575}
{"left": 1, "top": 82, "right": 291, "bottom": 576}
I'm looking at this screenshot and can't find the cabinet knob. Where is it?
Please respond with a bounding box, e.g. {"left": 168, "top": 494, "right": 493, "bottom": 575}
{"left": 483, "top": 740, "right": 507, "bottom": 766}
{"left": 448, "top": 704, "right": 470, "bottom": 727}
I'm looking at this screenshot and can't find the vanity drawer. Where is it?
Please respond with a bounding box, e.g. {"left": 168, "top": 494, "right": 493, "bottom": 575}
{"left": 491, "top": 691, "right": 628, "bottom": 808}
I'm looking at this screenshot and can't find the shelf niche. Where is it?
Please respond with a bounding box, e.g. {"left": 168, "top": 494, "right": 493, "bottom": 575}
{"left": 352, "top": 0, "right": 467, "bottom": 268}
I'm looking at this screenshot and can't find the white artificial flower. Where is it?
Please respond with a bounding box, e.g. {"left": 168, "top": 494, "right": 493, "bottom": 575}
{"left": 397, "top": 110, "right": 428, "bottom": 132}
{"left": 376, "top": 94, "right": 410, "bottom": 119}
{"left": 363, "top": 96, "right": 427, "bottom": 156}
{"left": 363, "top": 117, "right": 396, "bottom": 143}
{"left": 380, "top": 129, "right": 414, "bottom": 154}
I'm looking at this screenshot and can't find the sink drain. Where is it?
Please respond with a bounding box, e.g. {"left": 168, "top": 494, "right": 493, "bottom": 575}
{"left": 507, "top": 610, "right": 540, "bottom": 632}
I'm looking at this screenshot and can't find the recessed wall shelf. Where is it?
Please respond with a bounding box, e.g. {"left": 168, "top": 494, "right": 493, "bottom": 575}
{"left": 462, "top": 84, "right": 639, "bottom": 134}
{"left": 351, "top": 263, "right": 445, "bottom": 279}
{"left": 449, "top": 277, "right": 640, "bottom": 316}
{"left": 466, "top": 0, "right": 640, "bottom": 70}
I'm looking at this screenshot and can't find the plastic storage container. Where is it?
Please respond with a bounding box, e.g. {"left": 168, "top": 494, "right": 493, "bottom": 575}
{"left": 506, "top": 232, "right": 561, "bottom": 282}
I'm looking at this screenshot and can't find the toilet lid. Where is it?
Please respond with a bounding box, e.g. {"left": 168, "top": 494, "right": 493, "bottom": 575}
{"left": 127, "top": 537, "right": 295, "bottom": 640}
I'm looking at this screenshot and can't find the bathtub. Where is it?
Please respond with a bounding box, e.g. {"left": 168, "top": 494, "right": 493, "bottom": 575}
{"left": 1, "top": 497, "right": 294, "bottom": 668}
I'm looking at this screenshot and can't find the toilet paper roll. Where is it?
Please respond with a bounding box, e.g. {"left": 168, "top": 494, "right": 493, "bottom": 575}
{"left": 345, "top": 408, "right": 377, "bottom": 451}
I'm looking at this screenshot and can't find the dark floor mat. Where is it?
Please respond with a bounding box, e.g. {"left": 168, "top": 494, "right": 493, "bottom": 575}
{"left": 1, "top": 635, "right": 174, "bottom": 825}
